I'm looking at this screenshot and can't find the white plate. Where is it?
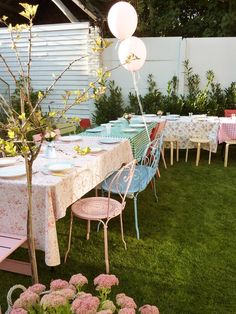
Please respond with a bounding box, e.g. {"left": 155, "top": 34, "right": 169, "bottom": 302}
{"left": 99, "top": 138, "right": 121, "bottom": 144}
{"left": 0, "top": 157, "right": 19, "bottom": 167}
{"left": 144, "top": 114, "right": 157, "bottom": 117}
{"left": 166, "top": 117, "right": 179, "bottom": 120}
{"left": 45, "top": 161, "right": 73, "bottom": 172}
{"left": 122, "top": 128, "right": 138, "bottom": 133}
{"left": 60, "top": 135, "right": 81, "bottom": 142}
{"left": 0, "top": 165, "right": 26, "bottom": 178}
{"left": 130, "top": 124, "right": 145, "bottom": 128}
{"left": 90, "top": 147, "right": 104, "bottom": 153}
{"left": 86, "top": 128, "right": 102, "bottom": 133}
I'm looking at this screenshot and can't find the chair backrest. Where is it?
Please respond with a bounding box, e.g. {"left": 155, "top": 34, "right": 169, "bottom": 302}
{"left": 150, "top": 120, "right": 166, "bottom": 141}
{"left": 80, "top": 118, "right": 91, "bottom": 130}
{"left": 141, "top": 135, "right": 163, "bottom": 170}
{"left": 56, "top": 123, "right": 76, "bottom": 135}
{"left": 105, "top": 159, "right": 136, "bottom": 216}
{"left": 224, "top": 109, "right": 236, "bottom": 117}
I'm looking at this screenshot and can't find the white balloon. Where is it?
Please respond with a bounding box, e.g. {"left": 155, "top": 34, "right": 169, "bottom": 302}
{"left": 118, "top": 36, "right": 147, "bottom": 72}
{"left": 107, "top": 1, "right": 138, "bottom": 40}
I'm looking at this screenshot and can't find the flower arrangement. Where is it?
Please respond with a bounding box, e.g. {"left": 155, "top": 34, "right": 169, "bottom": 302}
{"left": 156, "top": 110, "right": 163, "bottom": 117}
{"left": 74, "top": 145, "right": 91, "bottom": 155}
{"left": 44, "top": 130, "right": 57, "bottom": 142}
{"left": 123, "top": 113, "right": 133, "bottom": 124}
{"left": 9, "top": 274, "right": 159, "bottom": 314}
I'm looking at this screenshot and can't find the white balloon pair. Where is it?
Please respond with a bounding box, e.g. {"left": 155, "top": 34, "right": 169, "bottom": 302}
{"left": 107, "top": 1, "right": 147, "bottom": 72}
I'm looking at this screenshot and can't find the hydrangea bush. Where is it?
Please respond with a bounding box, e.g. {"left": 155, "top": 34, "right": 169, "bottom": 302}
{"left": 9, "top": 274, "right": 159, "bottom": 314}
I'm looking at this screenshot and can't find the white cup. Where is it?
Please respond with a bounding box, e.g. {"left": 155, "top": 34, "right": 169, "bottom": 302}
{"left": 106, "top": 124, "right": 111, "bottom": 135}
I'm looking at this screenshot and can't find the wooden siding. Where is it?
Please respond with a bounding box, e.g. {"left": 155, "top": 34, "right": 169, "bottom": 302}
{"left": 0, "top": 22, "right": 100, "bottom": 118}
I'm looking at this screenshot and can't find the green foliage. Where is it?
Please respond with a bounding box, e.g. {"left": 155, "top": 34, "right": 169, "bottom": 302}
{"left": 163, "top": 75, "right": 182, "bottom": 114}
{"left": 92, "top": 80, "right": 125, "bottom": 125}
{"left": 124, "top": 60, "right": 236, "bottom": 116}
{"left": 131, "top": 0, "right": 236, "bottom": 37}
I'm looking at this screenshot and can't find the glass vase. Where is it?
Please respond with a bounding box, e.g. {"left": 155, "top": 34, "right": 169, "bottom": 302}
{"left": 45, "top": 142, "right": 57, "bottom": 159}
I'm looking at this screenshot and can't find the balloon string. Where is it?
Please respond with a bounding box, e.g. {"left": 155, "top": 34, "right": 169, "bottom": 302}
{"left": 115, "top": 39, "right": 120, "bottom": 50}
{"left": 131, "top": 71, "right": 150, "bottom": 142}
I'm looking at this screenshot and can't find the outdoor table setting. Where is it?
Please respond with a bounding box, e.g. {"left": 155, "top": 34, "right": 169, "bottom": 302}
{"left": 80, "top": 117, "right": 156, "bottom": 160}
{"left": 0, "top": 135, "right": 133, "bottom": 266}
{"left": 133, "top": 114, "right": 221, "bottom": 152}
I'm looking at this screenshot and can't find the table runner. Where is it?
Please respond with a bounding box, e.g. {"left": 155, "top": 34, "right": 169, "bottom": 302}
{"left": 0, "top": 136, "right": 133, "bottom": 266}
{"left": 80, "top": 121, "right": 156, "bottom": 161}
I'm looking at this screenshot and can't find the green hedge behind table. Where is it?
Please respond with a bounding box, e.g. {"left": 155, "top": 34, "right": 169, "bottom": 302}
{"left": 93, "top": 61, "right": 236, "bottom": 122}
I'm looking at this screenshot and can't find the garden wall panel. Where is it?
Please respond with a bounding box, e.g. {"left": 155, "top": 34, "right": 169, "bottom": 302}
{"left": 0, "top": 23, "right": 100, "bottom": 118}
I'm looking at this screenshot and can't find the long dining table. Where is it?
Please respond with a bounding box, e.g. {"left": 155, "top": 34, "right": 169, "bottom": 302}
{"left": 0, "top": 136, "right": 133, "bottom": 266}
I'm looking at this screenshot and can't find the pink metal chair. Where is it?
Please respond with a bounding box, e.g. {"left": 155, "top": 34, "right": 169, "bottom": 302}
{"left": 224, "top": 109, "right": 236, "bottom": 117}
{"left": 80, "top": 118, "right": 91, "bottom": 130}
{"left": 64, "top": 159, "right": 136, "bottom": 273}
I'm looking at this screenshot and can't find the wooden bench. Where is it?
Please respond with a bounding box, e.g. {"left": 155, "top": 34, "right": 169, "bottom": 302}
{"left": 56, "top": 122, "right": 76, "bottom": 135}
{"left": 0, "top": 233, "right": 31, "bottom": 276}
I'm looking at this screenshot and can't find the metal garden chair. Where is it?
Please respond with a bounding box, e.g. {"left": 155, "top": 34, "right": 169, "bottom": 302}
{"left": 101, "top": 136, "right": 163, "bottom": 240}
{"left": 64, "top": 159, "right": 136, "bottom": 274}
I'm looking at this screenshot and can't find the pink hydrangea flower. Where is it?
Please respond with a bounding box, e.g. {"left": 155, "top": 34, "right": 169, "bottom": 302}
{"left": 50, "top": 279, "right": 69, "bottom": 291}
{"left": 96, "top": 311, "right": 113, "bottom": 314}
{"left": 40, "top": 293, "right": 67, "bottom": 308}
{"left": 71, "top": 294, "right": 99, "bottom": 314}
{"left": 118, "top": 308, "right": 136, "bottom": 314}
{"left": 10, "top": 309, "right": 28, "bottom": 314}
{"left": 116, "top": 293, "right": 137, "bottom": 309}
{"left": 139, "top": 305, "right": 160, "bottom": 314}
{"left": 69, "top": 273, "right": 88, "bottom": 289}
{"left": 28, "top": 283, "right": 46, "bottom": 294}
{"left": 13, "top": 291, "right": 39, "bottom": 310}
{"left": 52, "top": 288, "right": 76, "bottom": 300}
{"left": 101, "top": 300, "right": 116, "bottom": 312}
{"left": 94, "top": 274, "right": 119, "bottom": 290}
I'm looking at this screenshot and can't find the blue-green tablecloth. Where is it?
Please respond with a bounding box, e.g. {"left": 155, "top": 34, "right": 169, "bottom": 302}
{"left": 80, "top": 121, "right": 156, "bottom": 161}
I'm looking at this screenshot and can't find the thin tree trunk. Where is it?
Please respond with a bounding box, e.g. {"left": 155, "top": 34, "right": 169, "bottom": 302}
{"left": 25, "top": 156, "right": 38, "bottom": 283}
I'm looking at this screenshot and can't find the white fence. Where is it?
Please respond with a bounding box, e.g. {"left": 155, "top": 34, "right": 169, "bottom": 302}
{"left": 0, "top": 22, "right": 100, "bottom": 118}
{"left": 103, "top": 37, "right": 236, "bottom": 102}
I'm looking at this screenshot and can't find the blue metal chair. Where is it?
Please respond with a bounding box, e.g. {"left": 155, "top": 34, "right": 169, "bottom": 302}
{"left": 101, "top": 136, "right": 163, "bottom": 239}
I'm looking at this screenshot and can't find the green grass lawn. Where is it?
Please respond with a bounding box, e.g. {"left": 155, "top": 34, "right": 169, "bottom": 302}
{"left": 1, "top": 146, "right": 236, "bottom": 313}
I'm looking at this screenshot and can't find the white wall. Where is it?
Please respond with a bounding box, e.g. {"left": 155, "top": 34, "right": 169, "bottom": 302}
{"left": 103, "top": 37, "right": 236, "bottom": 101}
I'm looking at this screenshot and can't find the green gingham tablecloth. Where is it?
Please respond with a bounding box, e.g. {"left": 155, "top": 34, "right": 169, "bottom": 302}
{"left": 80, "top": 121, "right": 156, "bottom": 161}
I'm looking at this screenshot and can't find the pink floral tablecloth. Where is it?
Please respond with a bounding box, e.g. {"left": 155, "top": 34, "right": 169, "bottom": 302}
{"left": 0, "top": 137, "right": 133, "bottom": 266}
{"left": 218, "top": 117, "right": 236, "bottom": 143}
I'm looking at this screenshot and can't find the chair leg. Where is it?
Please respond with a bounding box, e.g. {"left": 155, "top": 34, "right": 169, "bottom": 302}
{"left": 170, "top": 141, "right": 174, "bottom": 166}
{"left": 103, "top": 224, "right": 109, "bottom": 274}
{"left": 176, "top": 141, "right": 179, "bottom": 162}
{"left": 133, "top": 195, "right": 140, "bottom": 240}
{"left": 157, "top": 169, "right": 161, "bottom": 178}
{"left": 196, "top": 142, "right": 201, "bottom": 166}
{"left": 185, "top": 146, "right": 189, "bottom": 162}
{"left": 208, "top": 144, "right": 212, "bottom": 165}
{"left": 224, "top": 143, "right": 230, "bottom": 167}
{"left": 86, "top": 220, "right": 90, "bottom": 240}
{"left": 153, "top": 178, "right": 158, "bottom": 202}
{"left": 64, "top": 211, "right": 74, "bottom": 263}
{"left": 120, "top": 213, "right": 127, "bottom": 250}
{"left": 161, "top": 148, "right": 167, "bottom": 169}
{"left": 97, "top": 221, "right": 102, "bottom": 232}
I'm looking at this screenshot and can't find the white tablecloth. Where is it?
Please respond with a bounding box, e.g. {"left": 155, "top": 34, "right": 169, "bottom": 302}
{"left": 134, "top": 116, "right": 220, "bottom": 152}
{"left": 0, "top": 136, "right": 133, "bottom": 266}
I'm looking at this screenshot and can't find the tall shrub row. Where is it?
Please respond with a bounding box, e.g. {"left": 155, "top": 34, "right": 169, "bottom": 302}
{"left": 93, "top": 61, "right": 236, "bottom": 123}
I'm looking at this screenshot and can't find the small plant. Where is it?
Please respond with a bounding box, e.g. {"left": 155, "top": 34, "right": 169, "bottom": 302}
{"left": 163, "top": 75, "right": 182, "bottom": 114}
{"left": 9, "top": 273, "right": 160, "bottom": 314}
{"left": 92, "top": 80, "right": 125, "bottom": 125}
